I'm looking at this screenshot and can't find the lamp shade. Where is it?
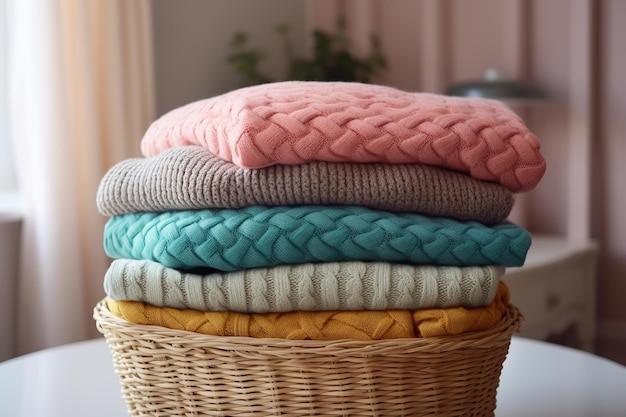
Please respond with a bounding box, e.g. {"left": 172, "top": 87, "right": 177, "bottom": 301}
{"left": 445, "top": 68, "right": 546, "bottom": 104}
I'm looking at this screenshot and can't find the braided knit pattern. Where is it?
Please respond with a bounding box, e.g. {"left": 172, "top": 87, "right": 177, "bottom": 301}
{"left": 97, "top": 146, "right": 514, "bottom": 224}
{"left": 103, "top": 206, "right": 531, "bottom": 271}
{"left": 104, "top": 259, "right": 504, "bottom": 313}
{"left": 140, "top": 81, "right": 546, "bottom": 192}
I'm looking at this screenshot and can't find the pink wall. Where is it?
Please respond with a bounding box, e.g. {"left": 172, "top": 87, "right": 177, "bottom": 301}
{"left": 308, "top": 0, "right": 626, "bottom": 348}
{"left": 151, "top": 0, "right": 308, "bottom": 116}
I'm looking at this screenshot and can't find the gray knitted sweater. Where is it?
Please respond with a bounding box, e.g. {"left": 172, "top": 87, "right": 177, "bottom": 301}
{"left": 96, "top": 146, "right": 514, "bottom": 224}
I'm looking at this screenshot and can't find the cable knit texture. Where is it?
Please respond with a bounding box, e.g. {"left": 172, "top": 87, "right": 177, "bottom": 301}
{"left": 97, "top": 146, "right": 514, "bottom": 224}
{"left": 105, "top": 281, "right": 509, "bottom": 339}
{"left": 103, "top": 206, "right": 531, "bottom": 271}
{"left": 104, "top": 259, "right": 504, "bottom": 312}
{"left": 140, "top": 81, "right": 546, "bottom": 192}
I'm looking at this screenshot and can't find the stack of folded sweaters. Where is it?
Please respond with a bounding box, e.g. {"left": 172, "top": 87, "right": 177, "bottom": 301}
{"left": 97, "top": 81, "right": 546, "bottom": 340}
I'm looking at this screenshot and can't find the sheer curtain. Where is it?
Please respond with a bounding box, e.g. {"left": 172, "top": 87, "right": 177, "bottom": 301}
{"left": 7, "top": 0, "right": 155, "bottom": 355}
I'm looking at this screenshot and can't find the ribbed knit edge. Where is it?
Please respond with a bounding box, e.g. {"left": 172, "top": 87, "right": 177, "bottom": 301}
{"left": 96, "top": 146, "right": 514, "bottom": 225}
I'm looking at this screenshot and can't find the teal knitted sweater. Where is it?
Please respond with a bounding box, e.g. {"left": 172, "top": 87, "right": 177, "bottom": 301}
{"left": 103, "top": 205, "right": 531, "bottom": 271}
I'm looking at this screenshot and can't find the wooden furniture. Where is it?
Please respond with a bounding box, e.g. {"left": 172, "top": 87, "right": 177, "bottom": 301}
{"left": 503, "top": 234, "right": 599, "bottom": 352}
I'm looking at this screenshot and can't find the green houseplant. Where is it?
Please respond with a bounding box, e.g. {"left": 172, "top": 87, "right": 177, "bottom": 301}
{"left": 227, "top": 18, "right": 387, "bottom": 86}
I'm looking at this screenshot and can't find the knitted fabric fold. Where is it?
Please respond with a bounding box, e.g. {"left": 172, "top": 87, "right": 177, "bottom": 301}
{"left": 104, "top": 259, "right": 505, "bottom": 313}
{"left": 103, "top": 205, "right": 531, "bottom": 271}
{"left": 105, "top": 281, "right": 509, "bottom": 340}
{"left": 97, "top": 146, "right": 514, "bottom": 224}
{"left": 140, "top": 81, "right": 546, "bottom": 192}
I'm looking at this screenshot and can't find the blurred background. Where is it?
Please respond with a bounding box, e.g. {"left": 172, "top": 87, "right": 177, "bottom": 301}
{"left": 0, "top": 0, "right": 624, "bottom": 366}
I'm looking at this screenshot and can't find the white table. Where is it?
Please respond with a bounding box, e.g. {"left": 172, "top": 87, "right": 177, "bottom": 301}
{"left": 1, "top": 336, "right": 625, "bottom": 417}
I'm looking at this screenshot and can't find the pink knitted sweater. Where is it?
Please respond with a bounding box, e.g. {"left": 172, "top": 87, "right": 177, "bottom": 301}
{"left": 141, "top": 81, "right": 546, "bottom": 192}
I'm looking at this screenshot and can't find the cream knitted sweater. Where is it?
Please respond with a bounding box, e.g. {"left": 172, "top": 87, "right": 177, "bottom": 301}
{"left": 104, "top": 259, "right": 504, "bottom": 313}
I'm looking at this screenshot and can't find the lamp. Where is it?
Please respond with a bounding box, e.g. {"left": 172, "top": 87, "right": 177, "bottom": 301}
{"left": 445, "top": 68, "right": 547, "bottom": 104}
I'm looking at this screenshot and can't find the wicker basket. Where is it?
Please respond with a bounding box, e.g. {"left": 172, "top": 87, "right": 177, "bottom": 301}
{"left": 94, "top": 299, "right": 522, "bottom": 417}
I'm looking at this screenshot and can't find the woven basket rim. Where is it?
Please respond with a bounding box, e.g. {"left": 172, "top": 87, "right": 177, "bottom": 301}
{"left": 94, "top": 299, "right": 521, "bottom": 416}
{"left": 94, "top": 299, "right": 522, "bottom": 355}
